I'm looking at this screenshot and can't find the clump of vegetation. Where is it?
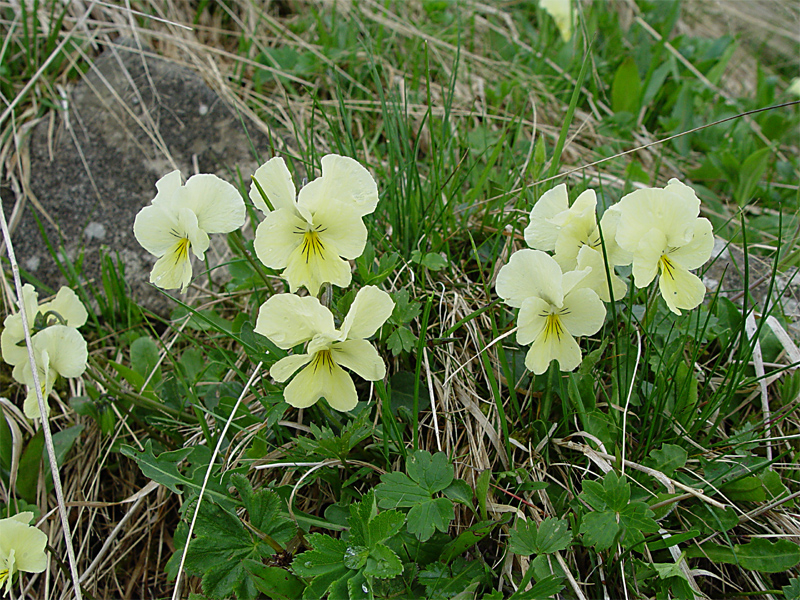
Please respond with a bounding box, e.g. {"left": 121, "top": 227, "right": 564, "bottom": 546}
{"left": 1, "top": 1, "right": 799, "bottom": 599}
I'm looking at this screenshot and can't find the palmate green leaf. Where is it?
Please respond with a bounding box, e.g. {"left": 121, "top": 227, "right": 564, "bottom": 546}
{"left": 685, "top": 538, "right": 800, "bottom": 573}
{"left": 509, "top": 518, "right": 572, "bottom": 556}
{"left": 407, "top": 497, "right": 454, "bottom": 542}
{"left": 579, "top": 511, "right": 619, "bottom": 551}
{"left": 387, "top": 326, "right": 417, "bottom": 356}
{"left": 407, "top": 451, "right": 453, "bottom": 493}
{"left": 231, "top": 474, "right": 296, "bottom": 545}
{"left": 179, "top": 501, "right": 276, "bottom": 600}
{"left": 376, "top": 450, "right": 459, "bottom": 541}
{"left": 619, "top": 502, "right": 659, "bottom": 547}
{"left": 293, "top": 412, "right": 372, "bottom": 461}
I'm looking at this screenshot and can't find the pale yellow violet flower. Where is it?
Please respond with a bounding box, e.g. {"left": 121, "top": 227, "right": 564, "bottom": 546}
{"left": 13, "top": 325, "right": 88, "bottom": 420}
{"left": 540, "top": 0, "right": 573, "bottom": 42}
{"left": 255, "top": 286, "right": 394, "bottom": 411}
{"left": 0, "top": 512, "right": 47, "bottom": 595}
{"left": 251, "top": 155, "right": 379, "bottom": 296}
{"left": 496, "top": 249, "right": 605, "bottom": 375}
{"left": 133, "top": 171, "right": 245, "bottom": 291}
{"left": 0, "top": 285, "right": 88, "bottom": 420}
{"left": 611, "top": 179, "right": 714, "bottom": 315}
{"left": 0, "top": 284, "right": 87, "bottom": 368}
{"left": 525, "top": 184, "right": 629, "bottom": 302}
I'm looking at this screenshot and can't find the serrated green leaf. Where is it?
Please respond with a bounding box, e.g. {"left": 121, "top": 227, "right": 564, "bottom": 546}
{"left": 602, "top": 471, "right": 631, "bottom": 512}
{"left": 619, "top": 502, "right": 659, "bottom": 541}
{"left": 648, "top": 444, "right": 688, "bottom": 477}
{"left": 407, "top": 497, "right": 454, "bottom": 542}
{"left": 366, "top": 510, "right": 406, "bottom": 547}
{"left": 579, "top": 511, "right": 619, "bottom": 551}
{"left": 509, "top": 517, "right": 572, "bottom": 556}
{"left": 376, "top": 471, "right": 429, "bottom": 509}
{"left": 364, "top": 543, "right": 403, "bottom": 579}
{"left": 121, "top": 441, "right": 192, "bottom": 495}
{"left": 244, "top": 561, "right": 304, "bottom": 600}
{"left": 347, "top": 570, "right": 372, "bottom": 600}
{"left": 231, "top": 474, "right": 295, "bottom": 546}
{"left": 292, "top": 533, "right": 348, "bottom": 577}
{"left": 343, "top": 545, "right": 369, "bottom": 570}
{"left": 783, "top": 577, "right": 800, "bottom": 600}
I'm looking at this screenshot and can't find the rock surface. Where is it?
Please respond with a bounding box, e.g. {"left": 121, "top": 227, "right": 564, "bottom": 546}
{"left": 2, "top": 39, "right": 273, "bottom": 313}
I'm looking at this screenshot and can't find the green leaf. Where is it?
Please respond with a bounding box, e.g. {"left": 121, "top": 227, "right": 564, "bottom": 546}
{"left": 719, "top": 476, "right": 766, "bottom": 502}
{"left": 121, "top": 441, "right": 192, "bottom": 495}
{"left": 579, "top": 511, "right": 619, "bottom": 551}
{"left": 611, "top": 57, "right": 642, "bottom": 114}
{"left": 376, "top": 451, "right": 457, "bottom": 541}
{"left": 648, "top": 444, "right": 687, "bottom": 477}
{"left": 387, "top": 326, "right": 417, "bottom": 356}
{"left": 388, "top": 371, "right": 430, "bottom": 418}
{"left": 475, "top": 470, "right": 490, "bottom": 522}
{"left": 17, "top": 429, "right": 43, "bottom": 503}
{"left": 294, "top": 414, "right": 372, "bottom": 462}
{"left": 390, "top": 289, "right": 421, "bottom": 324}
{"left": 292, "top": 533, "right": 349, "bottom": 578}
{"left": 179, "top": 500, "right": 274, "bottom": 600}
{"left": 734, "top": 146, "right": 772, "bottom": 206}
{"left": 245, "top": 561, "right": 304, "bottom": 600}
{"left": 509, "top": 575, "right": 565, "bottom": 600}
{"left": 783, "top": 577, "right": 800, "bottom": 600}
{"left": 418, "top": 558, "right": 488, "bottom": 600}
{"left": 509, "top": 518, "right": 572, "bottom": 555}
{"left": 231, "top": 474, "right": 296, "bottom": 546}
{"left": 364, "top": 543, "right": 403, "bottom": 579}
{"left": 407, "top": 497, "right": 454, "bottom": 542}
{"left": 440, "top": 520, "right": 500, "bottom": 563}
{"left": 686, "top": 538, "right": 800, "bottom": 573}
{"left": 121, "top": 441, "right": 233, "bottom": 508}
{"left": 43, "top": 425, "right": 84, "bottom": 489}
{"left": 411, "top": 250, "right": 448, "bottom": 271}
{"left": 130, "top": 336, "right": 161, "bottom": 383}
{"left": 443, "top": 479, "right": 474, "bottom": 510}
{"left": 407, "top": 451, "right": 453, "bottom": 494}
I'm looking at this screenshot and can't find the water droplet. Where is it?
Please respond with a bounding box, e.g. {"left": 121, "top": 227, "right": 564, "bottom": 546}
{"left": 304, "top": 561, "right": 313, "bottom": 568}
{"left": 344, "top": 547, "right": 357, "bottom": 558}
{"left": 362, "top": 584, "right": 369, "bottom": 593}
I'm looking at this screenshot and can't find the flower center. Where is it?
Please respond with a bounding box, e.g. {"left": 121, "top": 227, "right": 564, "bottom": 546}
{"left": 174, "top": 238, "right": 191, "bottom": 264}
{"left": 299, "top": 230, "right": 326, "bottom": 264}
{"left": 0, "top": 566, "right": 8, "bottom": 587}
{"left": 542, "top": 312, "right": 566, "bottom": 342}
{"left": 659, "top": 254, "right": 676, "bottom": 281}
{"left": 311, "top": 349, "right": 335, "bottom": 373}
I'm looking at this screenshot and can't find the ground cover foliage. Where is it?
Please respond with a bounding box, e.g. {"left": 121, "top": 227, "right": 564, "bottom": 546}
{"left": 1, "top": 0, "right": 800, "bottom": 599}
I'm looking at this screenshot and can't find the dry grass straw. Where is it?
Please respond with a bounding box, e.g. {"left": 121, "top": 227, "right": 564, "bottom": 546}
{"left": 0, "top": 0, "right": 799, "bottom": 597}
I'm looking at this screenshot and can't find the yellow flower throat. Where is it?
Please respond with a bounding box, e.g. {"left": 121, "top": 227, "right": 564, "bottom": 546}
{"left": 542, "top": 312, "right": 566, "bottom": 342}
{"left": 311, "top": 349, "right": 335, "bottom": 373}
{"left": 296, "top": 224, "right": 328, "bottom": 264}
{"left": 659, "top": 254, "right": 676, "bottom": 281}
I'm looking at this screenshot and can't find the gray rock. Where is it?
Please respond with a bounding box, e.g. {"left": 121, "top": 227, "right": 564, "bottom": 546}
{"left": 3, "top": 39, "right": 277, "bottom": 314}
